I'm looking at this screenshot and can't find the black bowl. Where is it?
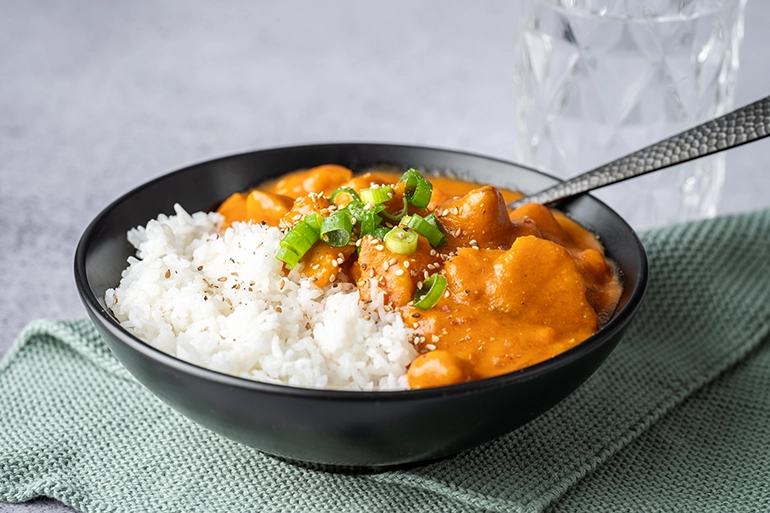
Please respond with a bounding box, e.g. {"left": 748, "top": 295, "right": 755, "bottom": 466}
{"left": 74, "top": 143, "right": 648, "bottom": 470}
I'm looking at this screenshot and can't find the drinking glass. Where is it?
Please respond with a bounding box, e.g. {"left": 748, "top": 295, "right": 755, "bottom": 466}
{"left": 512, "top": 0, "right": 747, "bottom": 229}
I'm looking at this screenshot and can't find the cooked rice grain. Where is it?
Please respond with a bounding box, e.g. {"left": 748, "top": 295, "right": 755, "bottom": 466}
{"left": 106, "top": 204, "right": 416, "bottom": 390}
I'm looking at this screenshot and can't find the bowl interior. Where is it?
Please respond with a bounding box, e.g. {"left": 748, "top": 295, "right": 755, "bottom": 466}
{"left": 74, "top": 143, "right": 648, "bottom": 467}
{"left": 80, "top": 142, "right": 646, "bottom": 338}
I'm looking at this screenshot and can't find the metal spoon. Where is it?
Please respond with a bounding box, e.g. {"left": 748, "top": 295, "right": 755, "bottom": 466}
{"left": 508, "top": 95, "right": 770, "bottom": 209}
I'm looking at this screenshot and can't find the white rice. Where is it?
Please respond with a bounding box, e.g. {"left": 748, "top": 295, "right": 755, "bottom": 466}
{"left": 106, "top": 204, "right": 417, "bottom": 391}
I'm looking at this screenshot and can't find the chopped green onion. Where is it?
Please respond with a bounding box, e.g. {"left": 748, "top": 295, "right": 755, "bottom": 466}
{"left": 276, "top": 219, "right": 320, "bottom": 268}
{"left": 384, "top": 227, "right": 418, "bottom": 255}
{"left": 413, "top": 274, "right": 447, "bottom": 309}
{"left": 276, "top": 247, "right": 301, "bottom": 269}
{"left": 400, "top": 214, "right": 446, "bottom": 247}
{"left": 329, "top": 187, "right": 360, "bottom": 204}
{"left": 424, "top": 212, "right": 441, "bottom": 231}
{"left": 347, "top": 201, "right": 386, "bottom": 237}
{"left": 381, "top": 197, "right": 408, "bottom": 222}
{"left": 370, "top": 226, "right": 390, "bottom": 241}
{"left": 280, "top": 221, "right": 318, "bottom": 254}
{"left": 360, "top": 185, "right": 394, "bottom": 205}
{"left": 358, "top": 209, "right": 382, "bottom": 236}
{"left": 303, "top": 212, "right": 322, "bottom": 233}
{"left": 321, "top": 208, "right": 353, "bottom": 247}
{"left": 398, "top": 168, "right": 433, "bottom": 209}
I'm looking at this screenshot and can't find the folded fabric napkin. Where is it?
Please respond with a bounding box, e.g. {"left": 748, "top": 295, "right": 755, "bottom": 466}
{"left": 2, "top": 209, "right": 770, "bottom": 513}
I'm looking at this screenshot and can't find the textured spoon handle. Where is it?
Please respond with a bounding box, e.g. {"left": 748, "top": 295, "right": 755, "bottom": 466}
{"left": 511, "top": 95, "right": 770, "bottom": 208}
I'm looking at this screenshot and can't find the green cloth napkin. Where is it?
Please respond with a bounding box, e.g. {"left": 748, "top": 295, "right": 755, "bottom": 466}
{"left": 2, "top": 210, "right": 770, "bottom": 513}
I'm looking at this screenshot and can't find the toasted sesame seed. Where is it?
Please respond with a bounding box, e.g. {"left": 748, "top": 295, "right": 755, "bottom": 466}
{"left": 275, "top": 306, "right": 282, "bottom": 313}
{"left": 217, "top": 276, "right": 227, "bottom": 282}
{"left": 363, "top": 314, "right": 371, "bottom": 321}
{"left": 165, "top": 269, "right": 171, "bottom": 279}
{"left": 197, "top": 266, "right": 204, "bottom": 271}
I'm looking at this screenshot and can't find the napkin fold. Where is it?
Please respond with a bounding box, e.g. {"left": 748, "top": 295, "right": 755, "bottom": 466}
{"left": 2, "top": 210, "right": 770, "bottom": 513}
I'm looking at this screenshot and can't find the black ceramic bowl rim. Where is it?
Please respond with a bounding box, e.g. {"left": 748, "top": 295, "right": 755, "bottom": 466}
{"left": 75, "top": 142, "right": 648, "bottom": 403}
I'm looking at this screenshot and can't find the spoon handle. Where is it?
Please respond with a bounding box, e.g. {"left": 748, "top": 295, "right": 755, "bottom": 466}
{"left": 510, "top": 95, "right": 770, "bottom": 208}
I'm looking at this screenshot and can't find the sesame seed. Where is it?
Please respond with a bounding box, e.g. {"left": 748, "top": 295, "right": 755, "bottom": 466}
{"left": 312, "top": 264, "right": 320, "bottom": 270}
{"left": 395, "top": 269, "right": 405, "bottom": 276}
{"left": 332, "top": 260, "right": 338, "bottom": 268}
{"left": 432, "top": 335, "right": 440, "bottom": 343}
{"left": 164, "top": 269, "right": 171, "bottom": 279}
{"left": 383, "top": 262, "right": 390, "bottom": 271}
{"left": 375, "top": 245, "right": 384, "bottom": 251}
{"left": 403, "top": 260, "right": 410, "bottom": 269}
{"left": 217, "top": 277, "right": 227, "bottom": 282}
{"left": 197, "top": 266, "right": 204, "bottom": 271}
{"left": 275, "top": 306, "right": 282, "bottom": 313}
{"left": 426, "top": 344, "right": 436, "bottom": 351}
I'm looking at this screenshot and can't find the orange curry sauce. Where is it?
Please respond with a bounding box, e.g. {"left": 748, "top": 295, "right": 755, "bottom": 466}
{"left": 216, "top": 165, "right": 623, "bottom": 389}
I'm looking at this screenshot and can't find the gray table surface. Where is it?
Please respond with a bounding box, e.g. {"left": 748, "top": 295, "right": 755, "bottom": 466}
{"left": 1, "top": 1, "right": 769, "bottom": 512}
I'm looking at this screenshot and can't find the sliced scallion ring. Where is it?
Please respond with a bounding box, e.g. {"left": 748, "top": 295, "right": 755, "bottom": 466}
{"left": 321, "top": 208, "right": 353, "bottom": 247}
{"left": 398, "top": 168, "right": 432, "bottom": 209}
{"left": 400, "top": 214, "right": 446, "bottom": 247}
{"left": 360, "top": 185, "right": 394, "bottom": 205}
{"left": 329, "top": 187, "right": 360, "bottom": 205}
{"left": 424, "top": 212, "right": 441, "bottom": 231}
{"left": 384, "top": 227, "right": 418, "bottom": 254}
{"left": 279, "top": 221, "right": 318, "bottom": 255}
{"left": 303, "top": 212, "right": 322, "bottom": 233}
{"left": 370, "top": 226, "right": 390, "bottom": 241}
{"left": 381, "top": 196, "right": 408, "bottom": 222}
{"left": 276, "top": 219, "right": 320, "bottom": 269}
{"left": 276, "top": 246, "right": 301, "bottom": 270}
{"left": 413, "top": 274, "right": 447, "bottom": 309}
